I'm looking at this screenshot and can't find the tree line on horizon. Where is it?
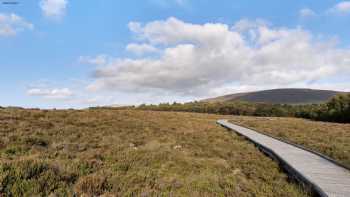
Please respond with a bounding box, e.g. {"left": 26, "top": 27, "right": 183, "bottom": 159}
{"left": 137, "top": 94, "right": 350, "bottom": 123}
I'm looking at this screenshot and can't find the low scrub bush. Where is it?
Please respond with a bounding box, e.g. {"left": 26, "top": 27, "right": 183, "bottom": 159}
{"left": 0, "top": 160, "right": 76, "bottom": 196}
{"left": 137, "top": 94, "right": 350, "bottom": 123}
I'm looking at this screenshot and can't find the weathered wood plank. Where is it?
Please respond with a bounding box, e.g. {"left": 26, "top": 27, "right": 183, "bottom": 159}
{"left": 217, "top": 119, "right": 350, "bottom": 197}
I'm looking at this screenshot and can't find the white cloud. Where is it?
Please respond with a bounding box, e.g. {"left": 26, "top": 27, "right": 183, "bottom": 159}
{"left": 299, "top": 8, "right": 317, "bottom": 18}
{"left": 126, "top": 43, "right": 159, "bottom": 55}
{"left": 0, "top": 13, "right": 34, "bottom": 36}
{"left": 328, "top": 1, "right": 350, "bottom": 15}
{"left": 39, "top": 0, "right": 68, "bottom": 19}
{"left": 233, "top": 19, "right": 268, "bottom": 32}
{"left": 87, "top": 17, "right": 350, "bottom": 97}
{"left": 79, "top": 55, "right": 108, "bottom": 66}
{"left": 27, "top": 88, "right": 73, "bottom": 100}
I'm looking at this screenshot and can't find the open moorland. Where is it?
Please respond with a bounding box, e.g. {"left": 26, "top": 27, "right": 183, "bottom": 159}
{"left": 230, "top": 116, "right": 350, "bottom": 168}
{"left": 0, "top": 108, "right": 308, "bottom": 196}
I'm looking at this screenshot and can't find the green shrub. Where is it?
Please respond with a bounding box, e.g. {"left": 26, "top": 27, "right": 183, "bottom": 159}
{"left": 0, "top": 160, "right": 76, "bottom": 196}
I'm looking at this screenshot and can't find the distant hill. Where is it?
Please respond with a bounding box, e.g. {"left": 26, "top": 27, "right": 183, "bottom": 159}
{"left": 203, "top": 88, "right": 347, "bottom": 104}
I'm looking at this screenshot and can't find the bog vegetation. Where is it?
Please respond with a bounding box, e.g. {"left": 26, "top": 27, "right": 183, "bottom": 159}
{"left": 137, "top": 94, "right": 350, "bottom": 123}
{"left": 0, "top": 108, "right": 307, "bottom": 196}
{"left": 230, "top": 116, "right": 350, "bottom": 169}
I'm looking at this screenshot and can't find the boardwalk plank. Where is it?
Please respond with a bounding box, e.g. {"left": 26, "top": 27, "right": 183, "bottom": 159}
{"left": 217, "top": 120, "right": 350, "bottom": 197}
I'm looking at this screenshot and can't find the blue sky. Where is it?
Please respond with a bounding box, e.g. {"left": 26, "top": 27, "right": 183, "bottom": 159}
{"left": 1, "top": 0, "right": 350, "bottom": 108}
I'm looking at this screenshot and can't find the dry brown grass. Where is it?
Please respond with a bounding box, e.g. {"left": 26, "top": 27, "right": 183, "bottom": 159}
{"left": 230, "top": 116, "right": 350, "bottom": 168}
{"left": 0, "top": 108, "right": 308, "bottom": 196}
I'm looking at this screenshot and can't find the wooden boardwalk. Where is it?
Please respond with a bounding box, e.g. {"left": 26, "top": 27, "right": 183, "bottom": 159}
{"left": 217, "top": 120, "right": 350, "bottom": 197}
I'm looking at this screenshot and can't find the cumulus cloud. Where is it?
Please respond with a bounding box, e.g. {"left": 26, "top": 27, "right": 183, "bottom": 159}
{"left": 39, "top": 0, "right": 68, "bottom": 19}
{"left": 126, "top": 43, "right": 159, "bottom": 55}
{"left": 233, "top": 18, "right": 268, "bottom": 32}
{"left": 0, "top": 13, "right": 34, "bottom": 36}
{"left": 27, "top": 88, "right": 73, "bottom": 100}
{"left": 299, "top": 8, "right": 317, "bottom": 18}
{"left": 87, "top": 17, "right": 350, "bottom": 97}
{"left": 328, "top": 1, "right": 350, "bottom": 15}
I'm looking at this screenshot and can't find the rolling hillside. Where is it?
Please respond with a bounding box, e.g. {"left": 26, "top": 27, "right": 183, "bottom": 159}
{"left": 203, "top": 88, "right": 346, "bottom": 104}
